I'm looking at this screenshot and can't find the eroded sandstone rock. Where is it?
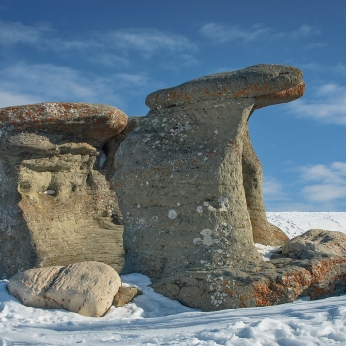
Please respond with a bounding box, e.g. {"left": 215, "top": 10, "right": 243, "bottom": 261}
{"left": 112, "top": 64, "right": 344, "bottom": 311}
{"left": 113, "top": 64, "right": 304, "bottom": 280}
{"left": 0, "top": 102, "right": 128, "bottom": 278}
{"left": 7, "top": 261, "right": 121, "bottom": 317}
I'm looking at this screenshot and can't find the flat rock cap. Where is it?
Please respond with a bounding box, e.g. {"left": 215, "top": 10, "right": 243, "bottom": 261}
{"left": 146, "top": 64, "right": 305, "bottom": 109}
{"left": 0, "top": 102, "right": 128, "bottom": 142}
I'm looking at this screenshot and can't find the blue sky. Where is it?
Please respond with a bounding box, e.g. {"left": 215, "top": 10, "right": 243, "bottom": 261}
{"left": 0, "top": 0, "right": 345, "bottom": 211}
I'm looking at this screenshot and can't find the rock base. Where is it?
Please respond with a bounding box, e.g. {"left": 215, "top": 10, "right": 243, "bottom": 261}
{"left": 152, "top": 254, "right": 346, "bottom": 311}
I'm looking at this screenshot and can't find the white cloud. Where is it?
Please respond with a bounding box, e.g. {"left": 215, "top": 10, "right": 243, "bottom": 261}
{"left": 290, "top": 83, "right": 346, "bottom": 125}
{"left": 199, "top": 23, "right": 319, "bottom": 43}
{"left": 0, "top": 20, "right": 50, "bottom": 45}
{"left": 303, "top": 184, "right": 346, "bottom": 202}
{"left": 0, "top": 90, "right": 42, "bottom": 108}
{"left": 288, "top": 24, "right": 320, "bottom": 38}
{"left": 0, "top": 63, "right": 154, "bottom": 109}
{"left": 299, "top": 162, "right": 346, "bottom": 202}
{"left": 102, "top": 28, "right": 196, "bottom": 56}
{"left": 263, "top": 176, "right": 286, "bottom": 199}
{"left": 0, "top": 21, "right": 197, "bottom": 65}
{"left": 333, "top": 63, "right": 346, "bottom": 75}
{"left": 199, "top": 23, "right": 271, "bottom": 43}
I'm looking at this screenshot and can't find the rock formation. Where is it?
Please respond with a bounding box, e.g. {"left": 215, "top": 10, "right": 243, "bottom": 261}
{"left": 112, "top": 64, "right": 346, "bottom": 310}
{"left": 7, "top": 261, "right": 121, "bottom": 317}
{"left": 0, "top": 102, "right": 128, "bottom": 279}
{"left": 113, "top": 64, "right": 304, "bottom": 280}
{"left": 282, "top": 229, "right": 346, "bottom": 259}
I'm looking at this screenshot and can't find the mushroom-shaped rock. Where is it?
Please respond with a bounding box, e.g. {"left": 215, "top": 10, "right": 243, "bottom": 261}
{"left": 0, "top": 102, "right": 128, "bottom": 279}
{"left": 0, "top": 102, "right": 127, "bottom": 147}
{"left": 113, "top": 65, "right": 319, "bottom": 310}
{"left": 114, "top": 64, "right": 304, "bottom": 276}
{"left": 146, "top": 64, "right": 304, "bottom": 109}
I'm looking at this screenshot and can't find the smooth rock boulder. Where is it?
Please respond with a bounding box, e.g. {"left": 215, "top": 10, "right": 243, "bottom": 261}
{"left": 282, "top": 229, "right": 346, "bottom": 259}
{"left": 7, "top": 261, "right": 121, "bottom": 317}
{"left": 0, "top": 102, "right": 127, "bottom": 278}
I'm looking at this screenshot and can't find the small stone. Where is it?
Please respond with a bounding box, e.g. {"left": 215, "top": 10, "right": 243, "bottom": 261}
{"left": 113, "top": 286, "right": 141, "bottom": 307}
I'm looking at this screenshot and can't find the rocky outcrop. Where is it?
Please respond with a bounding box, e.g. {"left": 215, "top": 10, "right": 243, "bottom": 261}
{"left": 7, "top": 261, "right": 121, "bottom": 317}
{"left": 152, "top": 254, "right": 346, "bottom": 309}
{"left": 113, "top": 64, "right": 304, "bottom": 281}
{"left": 110, "top": 64, "right": 346, "bottom": 311}
{"left": 282, "top": 229, "right": 346, "bottom": 259}
{"left": 0, "top": 102, "right": 128, "bottom": 279}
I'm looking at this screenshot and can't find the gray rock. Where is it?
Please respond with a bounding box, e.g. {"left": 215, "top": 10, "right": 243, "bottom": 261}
{"left": 152, "top": 255, "right": 346, "bottom": 311}
{"left": 7, "top": 261, "right": 121, "bottom": 317}
{"left": 0, "top": 102, "right": 128, "bottom": 278}
{"left": 282, "top": 229, "right": 346, "bottom": 259}
{"left": 113, "top": 64, "right": 304, "bottom": 280}
{"left": 113, "top": 64, "right": 316, "bottom": 310}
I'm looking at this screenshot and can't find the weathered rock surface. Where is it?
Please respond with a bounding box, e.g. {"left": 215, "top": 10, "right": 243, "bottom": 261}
{"left": 7, "top": 261, "right": 121, "bottom": 317}
{"left": 111, "top": 64, "right": 346, "bottom": 311}
{"left": 113, "top": 64, "right": 304, "bottom": 281}
{"left": 282, "top": 229, "right": 346, "bottom": 259}
{"left": 152, "top": 254, "right": 346, "bottom": 309}
{"left": 113, "top": 286, "right": 141, "bottom": 307}
{"left": 0, "top": 102, "right": 128, "bottom": 279}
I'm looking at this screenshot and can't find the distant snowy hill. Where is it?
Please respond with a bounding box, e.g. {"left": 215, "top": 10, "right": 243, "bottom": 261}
{"left": 1, "top": 212, "right": 346, "bottom": 345}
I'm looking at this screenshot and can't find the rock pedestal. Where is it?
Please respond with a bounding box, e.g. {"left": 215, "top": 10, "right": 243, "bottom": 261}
{"left": 0, "top": 102, "right": 128, "bottom": 278}
{"left": 112, "top": 64, "right": 346, "bottom": 311}
{"left": 114, "top": 65, "right": 304, "bottom": 280}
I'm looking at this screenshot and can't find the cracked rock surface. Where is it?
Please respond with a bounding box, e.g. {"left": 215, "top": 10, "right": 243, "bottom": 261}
{"left": 0, "top": 102, "right": 127, "bottom": 278}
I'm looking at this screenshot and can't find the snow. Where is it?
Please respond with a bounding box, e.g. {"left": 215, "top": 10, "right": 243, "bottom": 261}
{"left": 1, "top": 212, "right": 346, "bottom": 345}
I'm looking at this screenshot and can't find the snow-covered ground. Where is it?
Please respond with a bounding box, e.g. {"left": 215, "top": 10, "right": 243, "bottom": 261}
{"left": 1, "top": 212, "right": 346, "bottom": 345}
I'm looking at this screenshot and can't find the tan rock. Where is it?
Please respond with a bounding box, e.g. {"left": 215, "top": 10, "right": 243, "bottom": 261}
{"left": 0, "top": 102, "right": 128, "bottom": 279}
{"left": 8, "top": 261, "right": 121, "bottom": 317}
{"left": 113, "top": 286, "right": 141, "bottom": 307}
{"left": 114, "top": 64, "right": 304, "bottom": 280}
{"left": 7, "top": 266, "right": 63, "bottom": 309}
{"left": 113, "top": 64, "right": 310, "bottom": 311}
